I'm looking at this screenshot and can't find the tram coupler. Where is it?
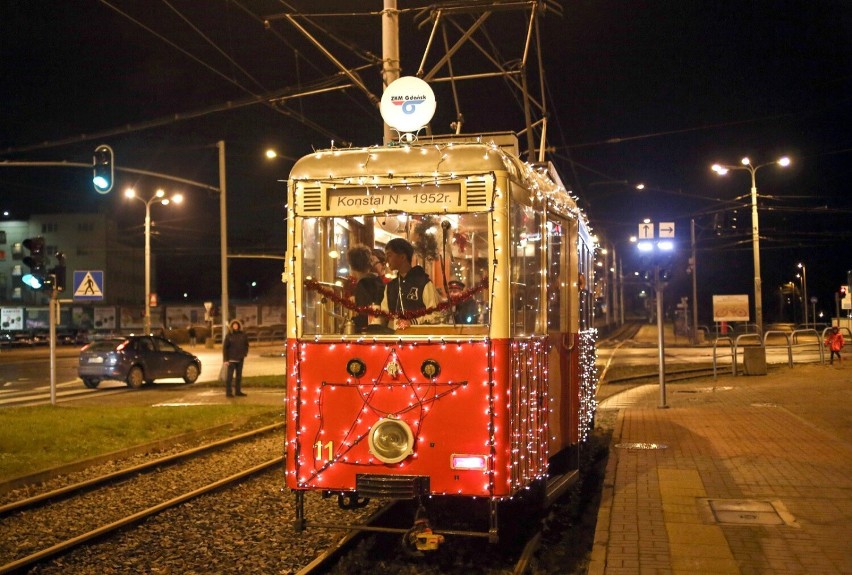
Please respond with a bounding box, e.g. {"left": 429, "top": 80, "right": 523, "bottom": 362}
{"left": 403, "top": 517, "right": 445, "bottom": 554}
{"left": 403, "top": 501, "right": 445, "bottom": 555}
{"left": 414, "top": 524, "right": 445, "bottom": 552}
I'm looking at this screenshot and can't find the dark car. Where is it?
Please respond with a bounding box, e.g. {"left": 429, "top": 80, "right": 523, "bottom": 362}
{"left": 78, "top": 335, "right": 201, "bottom": 389}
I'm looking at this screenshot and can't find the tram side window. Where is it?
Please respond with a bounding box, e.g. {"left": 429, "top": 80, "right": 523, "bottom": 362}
{"left": 300, "top": 217, "right": 355, "bottom": 335}
{"left": 546, "top": 219, "right": 565, "bottom": 332}
{"left": 510, "top": 204, "right": 544, "bottom": 336}
{"left": 578, "top": 240, "right": 592, "bottom": 330}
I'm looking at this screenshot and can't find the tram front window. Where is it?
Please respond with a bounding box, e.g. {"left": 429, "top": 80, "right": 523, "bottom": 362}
{"left": 300, "top": 213, "right": 490, "bottom": 336}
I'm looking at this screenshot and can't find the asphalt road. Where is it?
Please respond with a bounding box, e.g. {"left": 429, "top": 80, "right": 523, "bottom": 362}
{"left": 0, "top": 342, "right": 287, "bottom": 394}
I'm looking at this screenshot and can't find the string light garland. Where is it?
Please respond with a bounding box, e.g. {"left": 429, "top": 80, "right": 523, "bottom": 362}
{"left": 284, "top": 139, "right": 601, "bottom": 514}
{"left": 578, "top": 328, "right": 598, "bottom": 442}
{"left": 304, "top": 277, "right": 488, "bottom": 322}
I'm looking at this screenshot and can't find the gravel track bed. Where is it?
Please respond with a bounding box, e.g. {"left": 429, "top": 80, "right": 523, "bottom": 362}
{"left": 1, "top": 431, "right": 382, "bottom": 574}
{"left": 26, "top": 474, "right": 381, "bottom": 575}
{"left": 1, "top": 435, "right": 282, "bottom": 562}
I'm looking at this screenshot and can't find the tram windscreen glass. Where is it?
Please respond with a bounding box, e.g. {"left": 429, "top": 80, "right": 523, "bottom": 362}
{"left": 300, "top": 213, "right": 490, "bottom": 336}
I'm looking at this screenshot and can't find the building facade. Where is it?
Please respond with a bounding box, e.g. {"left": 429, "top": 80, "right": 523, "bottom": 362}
{"left": 0, "top": 212, "right": 145, "bottom": 306}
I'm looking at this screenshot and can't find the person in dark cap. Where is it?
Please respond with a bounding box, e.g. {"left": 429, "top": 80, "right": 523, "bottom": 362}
{"left": 223, "top": 319, "right": 249, "bottom": 397}
{"left": 380, "top": 238, "right": 441, "bottom": 330}
{"left": 448, "top": 279, "right": 479, "bottom": 324}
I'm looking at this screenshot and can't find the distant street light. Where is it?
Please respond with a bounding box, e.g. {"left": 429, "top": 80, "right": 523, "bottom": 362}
{"left": 797, "top": 262, "right": 808, "bottom": 327}
{"left": 711, "top": 156, "right": 791, "bottom": 333}
{"left": 125, "top": 187, "right": 183, "bottom": 334}
{"left": 264, "top": 148, "right": 298, "bottom": 162}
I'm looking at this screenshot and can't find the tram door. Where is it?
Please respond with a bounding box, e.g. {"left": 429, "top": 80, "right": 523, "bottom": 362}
{"left": 546, "top": 215, "right": 580, "bottom": 456}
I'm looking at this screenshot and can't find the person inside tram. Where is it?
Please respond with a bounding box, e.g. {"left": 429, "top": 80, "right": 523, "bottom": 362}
{"left": 380, "top": 238, "right": 442, "bottom": 330}
{"left": 346, "top": 245, "right": 386, "bottom": 332}
{"left": 448, "top": 279, "right": 480, "bottom": 324}
{"left": 371, "top": 248, "right": 390, "bottom": 283}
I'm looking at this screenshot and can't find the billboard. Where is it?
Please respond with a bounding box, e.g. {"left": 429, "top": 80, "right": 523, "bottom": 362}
{"left": 712, "top": 295, "right": 750, "bottom": 323}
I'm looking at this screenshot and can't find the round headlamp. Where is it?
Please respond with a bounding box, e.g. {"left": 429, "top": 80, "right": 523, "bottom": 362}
{"left": 368, "top": 417, "right": 414, "bottom": 464}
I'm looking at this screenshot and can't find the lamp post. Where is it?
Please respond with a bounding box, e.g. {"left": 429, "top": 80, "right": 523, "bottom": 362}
{"left": 636, "top": 230, "right": 675, "bottom": 409}
{"left": 797, "top": 262, "right": 808, "bottom": 327}
{"left": 125, "top": 187, "right": 183, "bottom": 334}
{"left": 712, "top": 156, "right": 790, "bottom": 333}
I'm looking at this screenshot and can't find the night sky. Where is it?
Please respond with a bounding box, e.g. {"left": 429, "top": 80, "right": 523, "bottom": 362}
{"left": 1, "top": 1, "right": 850, "bottom": 322}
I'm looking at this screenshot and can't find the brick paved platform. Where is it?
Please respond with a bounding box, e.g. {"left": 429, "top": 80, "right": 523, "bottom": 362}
{"left": 589, "top": 360, "right": 851, "bottom": 575}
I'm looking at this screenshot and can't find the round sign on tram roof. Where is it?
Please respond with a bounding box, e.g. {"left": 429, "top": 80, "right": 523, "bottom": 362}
{"left": 380, "top": 76, "right": 436, "bottom": 134}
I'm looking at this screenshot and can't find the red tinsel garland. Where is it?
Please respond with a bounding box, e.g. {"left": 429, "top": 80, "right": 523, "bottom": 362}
{"left": 304, "top": 278, "right": 488, "bottom": 321}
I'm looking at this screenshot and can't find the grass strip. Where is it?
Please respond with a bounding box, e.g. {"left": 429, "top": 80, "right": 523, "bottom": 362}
{"left": 0, "top": 399, "right": 282, "bottom": 481}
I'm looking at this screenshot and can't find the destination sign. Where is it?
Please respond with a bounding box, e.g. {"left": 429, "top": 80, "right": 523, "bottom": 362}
{"left": 328, "top": 184, "right": 461, "bottom": 210}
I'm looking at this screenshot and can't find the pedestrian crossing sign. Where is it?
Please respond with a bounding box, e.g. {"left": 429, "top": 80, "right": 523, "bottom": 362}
{"left": 73, "top": 270, "right": 105, "bottom": 300}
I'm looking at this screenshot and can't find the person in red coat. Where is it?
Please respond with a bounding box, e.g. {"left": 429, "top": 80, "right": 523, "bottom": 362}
{"left": 825, "top": 326, "right": 844, "bottom": 365}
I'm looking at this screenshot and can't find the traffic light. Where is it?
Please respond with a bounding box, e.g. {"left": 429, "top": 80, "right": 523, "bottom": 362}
{"left": 22, "top": 237, "right": 46, "bottom": 289}
{"left": 92, "top": 144, "right": 114, "bottom": 194}
{"left": 51, "top": 251, "right": 66, "bottom": 292}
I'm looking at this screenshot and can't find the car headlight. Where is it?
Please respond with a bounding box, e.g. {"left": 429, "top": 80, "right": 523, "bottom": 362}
{"left": 368, "top": 417, "right": 414, "bottom": 464}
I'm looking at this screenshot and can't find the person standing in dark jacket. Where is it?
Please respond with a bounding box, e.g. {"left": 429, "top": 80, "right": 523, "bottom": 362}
{"left": 223, "top": 319, "right": 249, "bottom": 397}
{"left": 380, "top": 238, "right": 441, "bottom": 330}
{"left": 347, "top": 245, "right": 386, "bottom": 332}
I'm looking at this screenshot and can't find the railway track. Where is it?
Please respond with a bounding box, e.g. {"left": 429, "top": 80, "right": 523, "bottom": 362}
{"left": 0, "top": 425, "right": 284, "bottom": 574}
{"left": 296, "top": 470, "right": 581, "bottom": 575}
{"left": 604, "top": 365, "right": 718, "bottom": 385}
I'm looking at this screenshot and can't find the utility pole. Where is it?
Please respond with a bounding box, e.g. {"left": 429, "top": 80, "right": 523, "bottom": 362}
{"left": 691, "top": 219, "right": 699, "bottom": 344}
{"left": 382, "top": 0, "right": 400, "bottom": 143}
{"left": 218, "top": 140, "right": 230, "bottom": 344}
{"left": 654, "top": 264, "right": 667, "bottom": 409}
{"left": 49, "top": 285, "right": 58, "bottom": 406}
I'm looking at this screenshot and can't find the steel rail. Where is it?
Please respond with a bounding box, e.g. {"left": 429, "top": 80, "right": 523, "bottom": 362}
{"left": 0, "top": 456, "right": 283, "bottom": 574}
{"left": 0, "top": 422, "right": 283, "bottom": 517}
{"left": 295, "top": 503, "right": 398, "bottom": 575}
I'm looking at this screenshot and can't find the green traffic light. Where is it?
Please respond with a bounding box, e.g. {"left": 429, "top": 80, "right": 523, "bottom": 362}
{"left": 93, "top": 175, "right": 110, "bottom": 190}
{"left": 92, "top": 144, "right": 114, "bottom": 194}
{"left": 22, "top": 273, "right": 44, "bottom": 290}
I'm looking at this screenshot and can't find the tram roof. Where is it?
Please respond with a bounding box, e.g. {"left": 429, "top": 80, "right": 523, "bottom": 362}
{"left": 289, "top": 134, "right": 579, "bottom": 214}
{"left": 290, "top": 139, "right": 513, "bottom": 180}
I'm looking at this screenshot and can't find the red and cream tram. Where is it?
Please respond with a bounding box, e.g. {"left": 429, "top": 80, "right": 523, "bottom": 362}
{"left": 283, "top": 132, "right": 597, "bottom": 548}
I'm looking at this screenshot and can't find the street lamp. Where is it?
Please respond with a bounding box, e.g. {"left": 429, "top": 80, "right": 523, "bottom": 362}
{"left": 797, "top": 262, "right": 808, "bottom": 327}
{"left": 125, "top": 187, "right": 183, "bottom": 334}
{"left": 711, "top": 156, "right": 791, "bottom": 333}
{"left": 636, "top": 232, "right": 675, "bottom": 409}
